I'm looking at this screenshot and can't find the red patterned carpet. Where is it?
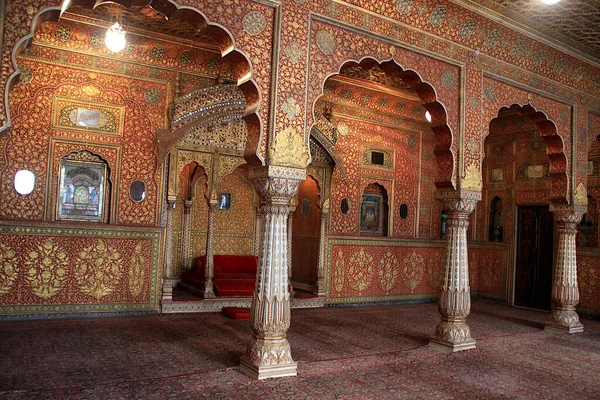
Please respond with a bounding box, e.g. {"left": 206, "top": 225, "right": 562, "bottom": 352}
{"left": 1, "top": 300, "right": 599, "bottom": 399}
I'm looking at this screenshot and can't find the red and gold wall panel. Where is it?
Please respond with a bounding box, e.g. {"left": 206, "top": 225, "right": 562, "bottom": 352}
{"left": 468, "top": 243, "right": 508, "bottom": 300}
{"left": 292, "top": 176, "right": 322, "bottom": 286}
{"left": 577, "top": 250, "right": 600, "bottom": 316}
{"left": 0, "top": 222, "right": 161, "bottom": 315}
{"left": 325, "top": 237, "right": 446, "bottom": 303}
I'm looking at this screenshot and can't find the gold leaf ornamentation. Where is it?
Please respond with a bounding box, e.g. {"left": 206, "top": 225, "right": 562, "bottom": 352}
{"left": 427, "top": 252, "right": 445, "bottom": 292}
{"left": 332, "top": 249, "right": 345, "bottom": 293}
{"left": 403, "top": 251, "right": 425, "bottom": 293}
{"left": 76, "top": 239, "right": 123, "bottom": 300}
{"left": 0, "top": 243, "right": 18, "bottom": 295}
{"left": 461, "top": 164, "right": 482, "bottom": 192}
{"left": 25, "top": 239, "right": 69, "bottom": 299}
{"left": 378, "top": 251, "right": 399, "bottom": 294}
{"left": 129, "top": 243, "right": 145, "bottom": 297}
{"left": 347, "top": 248, "right": 374, "bottom": 294}
{"left": 574, "top": 182, "right": 588, "bottom": 206}
{"left": 268, "top": 126, "right": 309, "bottom": 169}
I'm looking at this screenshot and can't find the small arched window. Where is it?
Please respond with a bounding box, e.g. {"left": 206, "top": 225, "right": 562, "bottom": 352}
{"left": 360, "top": 183, "right": 388, "bottom": 236}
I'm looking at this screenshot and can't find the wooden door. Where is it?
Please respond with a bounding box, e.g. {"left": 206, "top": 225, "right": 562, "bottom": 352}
{"left": 514, "top": 206, "right": 554, "bottom": 310}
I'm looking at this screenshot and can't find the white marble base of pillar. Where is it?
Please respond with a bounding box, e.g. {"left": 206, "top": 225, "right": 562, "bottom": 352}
{"left": 429, "top": 320, "right": 476, "bottom": 353}
{"left": 545, "top": 306, "right": 584, "bottom": 334}
{"left": 239, "top": 338, "right": 298, "bottom": 380}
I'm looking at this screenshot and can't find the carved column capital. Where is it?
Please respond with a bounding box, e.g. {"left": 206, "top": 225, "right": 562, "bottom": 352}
{"left": 249, "top": 166, "right": 306, "bottom": 205}
{"left": 550, "top": 204, "right": 586, "bottom": 226}
{"left": 437, "top": 190, "right": 481, "bottom": 218}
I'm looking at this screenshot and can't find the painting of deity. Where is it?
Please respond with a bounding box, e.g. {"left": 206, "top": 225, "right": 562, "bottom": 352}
{"left": 57, "top": 160, "right": 106, "bottom": 221}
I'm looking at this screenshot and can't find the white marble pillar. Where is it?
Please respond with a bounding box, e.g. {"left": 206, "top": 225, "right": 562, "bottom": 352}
{"left": 204, "top": 195, "right": 217, "bottom": 298}
{"left": 239, "top": 166, "right": 305, "bottom": 380}
{"left": 162, "top": 199, "right": 176, "bottom": 301}
{"left": 181, "top": 200, "right": 193, "bottom": 271}
{"left": 546, "top": 204, "right": 586, "bottom": 333}
{"left": 315, "top": 200, "right": 329, "bottom": 296}
{"left": 429, "top": 191, "right": 480, "bottom": 353}
{"left": 287, "top": 198, "right": 297, "bottom": 298}
{"left": 254, "top": 205, "right": 263, "bottom": 257}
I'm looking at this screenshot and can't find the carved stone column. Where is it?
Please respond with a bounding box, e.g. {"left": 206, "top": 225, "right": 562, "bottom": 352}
{"left": 239, "top": 166, "right": 305, "bottom": 380}
{"left": 180, "top": 200, "right": 193, "bottom": 271}
{"left": 162, "top": 199, "right": 176, "bottom": 301}
{"left": 429, "top": 191, "right": 480, "bottom": 353}
{"left": 204, "top": 191, "right": 218, "bottom": 298}
{"left": 315, "top": 199, "right": 329, "bottom": 296}
{"left": 254, "top": 205, "right": 263, "bottom": 256}
{"left": 546, "top": 204, "right": 586, "bottom": 333}
{"left": 287, "top": 198, "right": 297, "bottom": 298}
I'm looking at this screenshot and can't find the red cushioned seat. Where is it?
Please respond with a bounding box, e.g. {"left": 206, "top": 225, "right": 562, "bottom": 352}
{"left": 181, "top": 255, "right": 258, "bottom": 297}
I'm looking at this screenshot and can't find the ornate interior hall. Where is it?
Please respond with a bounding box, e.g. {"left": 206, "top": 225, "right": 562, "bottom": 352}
{"left": 0, "top": 0, "right": 600, "bottom": 396}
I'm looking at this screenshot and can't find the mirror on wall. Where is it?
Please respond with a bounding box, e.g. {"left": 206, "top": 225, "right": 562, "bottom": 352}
{"left": 14, "top": 169, "right": 36, "bottom": 195}
{"left": 399, "top": 204, "right": 409, "bottom": 219}
{"left": 129, "top": 180, "right": 147, "bottom": 202}
{"left": 340, "top": 198, "right": 351, "bottom": 215}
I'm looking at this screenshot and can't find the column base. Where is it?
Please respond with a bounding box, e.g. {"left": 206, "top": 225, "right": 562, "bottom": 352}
{"left": 429, "top": 319, "right": 476, "bottom": 353}
{"left": 203, "top": 291, "right": 216, "bottom": 299}
{"left": 161, "top": 281, "right": 173, "bottom": 301}
{"left": 546, "top": 307, "right": 584, "bottom": 333}
{"left": 429, "top": 337, "right": 476, "bottom": 353}
{"left": 239, "top": 356, "right": 297, "bottom": 380}
{"left": 314, "top": 279, "right": 327, "bottom": 297}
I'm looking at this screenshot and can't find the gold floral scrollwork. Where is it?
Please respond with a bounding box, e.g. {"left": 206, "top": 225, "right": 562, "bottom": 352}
{"left": 403, "top": 251, "right": 425, "bottom": 293}
{"left": 428, "top": 252, "right": 445, "bottom": 292}
{"left": 129, "top": 243, "right": 145, "bottom": 297}
{"left": 574, "top": 182, "right": 588, "bottom": 206}
{"left": 0, "top": 243, "right": 18, "bottom": 295}
{"left": 378, "top": 251, "right": 399, "bottom": 294}
{"left": 76, "top": 239, "right": 123, "bottom": 300}
{"left": 461, "top": 164, "right": 483, "bottom": 192}
{"left": 333, "top": 249, "right": 345, "bottom": 293}
{"left": 348, "top": 248, "right": 374, "bottom": 295}
{"left": 25, "top": 239, "right": 69, "bottom": 299}
{"left": 578, "top": 257, "right": 597, "bottom": 302}
{"left": 268, "top": 126, "right": 309, "bottom": 169}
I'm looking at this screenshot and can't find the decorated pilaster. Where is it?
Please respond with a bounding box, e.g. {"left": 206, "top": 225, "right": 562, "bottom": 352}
{"left": 239, "top": 127, "right": 308, "bottom": 380}
{"left": 546, "top": 203, "right": 587, "bottom": 333}
{"left": 180, "top": 200, "right": 193, "bottom": 271}
{"left": 204, "top": 189, "right": 218, "bottom": 298}
{"left": 429, "top": 190, "right": 481, "bottom": 353}
{"left": 162, "top": 199, "right": 176, "bottom": 302}
{"left": 287, "top": 198, "right": 297, "bottom": 298}
{"left": 315, "top": 199, "right": 329, "bottom": 296}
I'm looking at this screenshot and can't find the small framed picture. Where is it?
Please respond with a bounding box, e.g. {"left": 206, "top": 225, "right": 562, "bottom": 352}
{"left": 218, "top": 193, "right": 231, "bottom": 210}
{"left": 57, "top": 159, "right": 106, "bottom": 221}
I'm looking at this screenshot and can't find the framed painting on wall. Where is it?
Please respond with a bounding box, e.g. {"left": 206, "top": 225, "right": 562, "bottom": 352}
{"left": 57, "top": 159, "right": 107, "bottom": 221}
{"left": 360, "top": 194, "right": 382, "bottom": 234}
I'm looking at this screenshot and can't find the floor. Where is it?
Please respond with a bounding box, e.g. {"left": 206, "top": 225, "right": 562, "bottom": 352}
{"left": 1, "top": 300, "right": 599, "bottom": 399}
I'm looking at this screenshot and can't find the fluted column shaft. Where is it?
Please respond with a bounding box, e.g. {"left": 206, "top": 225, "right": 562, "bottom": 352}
{"left": 204, "top": 201, "right": 217, "bottom": 298}
{"left": 162, "top": 200, "right": 176, "bottom": 301}
{"left": 315, "top": 205, "right": 329, "bottom": 296}
{"left": 287, "top": 201, "right": 296, "bottom": 298}
{"left": 180, "top": 200, "right": 194, "bottom": 271}
{"left": 254, "top": 206, "right": 263, "bottom": 256}
{"left": 240, "top": 166, "right": 305, "bottom": 380}
{"left": 429, "top": 191, "right": 479, "bottom": 353}
{"left": 546, "top": 204, "right": 586, "bottom": 333}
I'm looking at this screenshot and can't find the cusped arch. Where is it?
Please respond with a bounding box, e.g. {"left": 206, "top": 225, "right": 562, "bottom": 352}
{"left": 310, "top": 57, "right": 455, "bottom": 190}
{"left": 3, "top": 0, "right": 263, "bottom": 165}
{"left": 179, "top": 162, "right": 207, "bottom": 201}
{"left": 486, "top": 103, "right": 569, "bottom": 204}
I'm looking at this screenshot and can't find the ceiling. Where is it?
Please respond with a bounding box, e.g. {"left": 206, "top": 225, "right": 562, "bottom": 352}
{"left": 460, "top": 0, "right": 600, "bottom": 63}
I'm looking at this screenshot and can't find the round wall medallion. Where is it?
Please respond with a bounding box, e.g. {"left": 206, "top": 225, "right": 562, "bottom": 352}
{"left": 89, "top": 32, "right": 104, "bottom": 48}
{"left": 179, "top": 50, "right": 193, "bottom": 65}
{"left": 510, "top": 41, "right": 526, "bottom": 59}
{"left": 18, "top": 65, "right": 33, "bottom": 85}
{"left": 429, "top": 6, "right": 447, "bottom": 27}
{"left": 56, "top": 24, "right": 72, "bottom": 41}
{"left": 459, "top": 19, "right": 476, "bottom": 38}
{"left": 145, "top": 88, "right": 163, "bottom": 104}
{"left": 486, "top": 30, "right": 502, "bottom": 49}
{"left": 483, "top": 84, "right": 495, "bottom": 102}
{"left": 243, "top": 11, "right": 266, "bottom": 36}
{"left": 441, "top": 70, "right": 456, "bottom": 89}
{"left": 151, "top": 45, "right": 166, "bottom": 59}
{"left": 316, "top": 30, "right": 335, "bottom": 56}
{"left": 533, "top": 51, "right": 547, "bottom": 67}
{"left": 396, "top": 0, "right": 414, "bottom": 14}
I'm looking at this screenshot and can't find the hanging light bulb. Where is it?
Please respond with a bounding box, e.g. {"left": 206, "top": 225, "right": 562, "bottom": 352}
{"left": 539, "top": 0, "right": 560, "bottom": 4}
{"left": 105, "top": 22, "right": 126, "bottom": 53}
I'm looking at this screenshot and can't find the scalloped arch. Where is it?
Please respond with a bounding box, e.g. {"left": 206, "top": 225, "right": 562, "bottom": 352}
{"left": 311, "top": 57, "right": 455, "bottom": 190}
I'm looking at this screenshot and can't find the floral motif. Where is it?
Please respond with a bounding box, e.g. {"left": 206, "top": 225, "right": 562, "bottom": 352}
{"left": 316, "top": 30, "right": 335, "bottom": 56}
{"left": 429, "top": 6, "right": 447, "bottom": 27}
{"left": 402, "top": 251, "right": 424, "bottom": 293}
{"left": 378, "top": 251, "right": 399, "bottom": 294}
{"left": 145, "top": 88, "right": 162, "bottom": 104}
{"left": 76, "top": 240, "right": 123, "bottom": 300}
{"left": 333, "top": 250, "right": 345, "bottom": 293}
{"left": 459, "top": 19, "right": 476, "bottom": 38}
{"left": 396, "top": 0, "right": 414, "bottom": 14}
{"left": 428, "top": 252, "right": 445, "bottom": 291}
{"left": 0, "top": 243, "right": 18, "bottom": 295}
{"left": 348, "top": 248, "right": 374, "bottom": 294}
{"left": 441, "top": 70, "right": 455, "bottom": 89}
{"left": 151, "top": 45, "right": 166, "bottom": 59}
{"left": 25, "top": 239, "right": 69, "bottom": 299}
{"left": 285, "top": 42, "right": 304, "bottom": 64}
{"left": 282, "top": 97, "right": 301, "bottom": 121}
{"left": 129, "top": 243, "right": 145, "bottom": 297}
